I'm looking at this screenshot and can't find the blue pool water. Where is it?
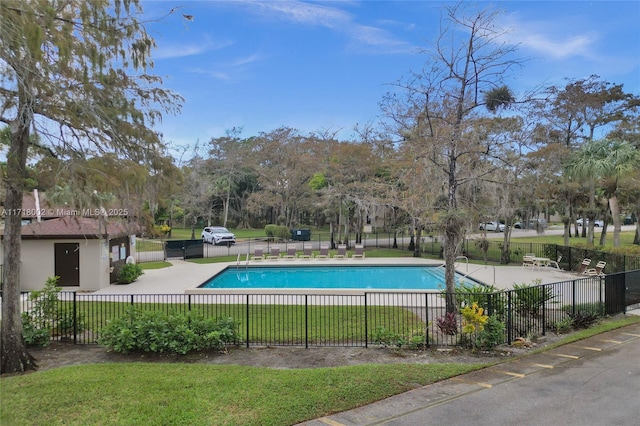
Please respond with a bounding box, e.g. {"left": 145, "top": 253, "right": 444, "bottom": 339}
{"left": 200, "top": 266, "right": 461, "bottom": 290}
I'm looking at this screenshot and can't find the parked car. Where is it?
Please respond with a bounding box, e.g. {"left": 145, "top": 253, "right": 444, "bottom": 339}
{"left": 576, "top": 218, "right": 604, "bottom": 227}
{"left": 624, "top": 216, "right": 636, "bottom": 225}
{"left": 514, "top": 219, "right": 547, "bottom": 229}
{"left": 201, "top": 226, "right": 236, "bottom": 245}
{"left": 479, "top": 221, "right": 505, "bottom": 232}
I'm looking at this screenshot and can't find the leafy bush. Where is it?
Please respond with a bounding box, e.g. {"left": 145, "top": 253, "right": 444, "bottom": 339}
{"left": 371, "top": 326, "right": 429, "bottom": 349}
{"left": 475, "top": 315, "right": 505, "bottom": 349}
{"left": 264, "top": 224, "right": 290, "bottom": 241}
{"left": 264, "top": 224, "right": 278, "bottom": 239}
{"left": 548, "top": 317, "right": 573, "bottom": 334}
{"left": 117, "top": 263, "right": 144, "bottom": 284}
{"left": 563, "top": 302, "right": 605, "bottom": 317}
{"left": 512, "top": 282, "right": 555, "bottom": 318}
{"left": 152, "top": 224, "right": 171, "bottom": 237}
{"left": 436, "top": 312, "right": 458, "bottom": 335}
{"left": 460, "top": 302, "right": 489, "bottom": 349}
{"left": 568, "top": 311, "right": 601, "bottom": 329}
{"left": 445, "top": 282, "right": 504, "bottom": 318}
{"left": 98, "top": 308, "right": 241, "bottom": 355}
{"left": 21, "top": 313, "right": 51, "bottom": 346}
{"left": 21, "top": 276, "right": 85, "bottom": 346}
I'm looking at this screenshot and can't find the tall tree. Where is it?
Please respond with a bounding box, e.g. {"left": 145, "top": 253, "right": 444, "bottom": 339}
{"left": 0, "top": 0, "right": 182, "bottom": 373}
{"left": 566, "top": 139, "right": 640, "bottom": 247}
{"left": 381, "top": 3, "right": 521, "bottom": 311}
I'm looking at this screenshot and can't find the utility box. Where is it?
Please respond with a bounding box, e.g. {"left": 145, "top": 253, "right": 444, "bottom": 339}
{"left": 291, "top": 229, "right": 311, "bottom": 241}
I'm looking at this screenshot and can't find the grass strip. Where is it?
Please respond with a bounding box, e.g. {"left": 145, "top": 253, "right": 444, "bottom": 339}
{"left": 1, "top": 362, "right": 483, "bottom": 426}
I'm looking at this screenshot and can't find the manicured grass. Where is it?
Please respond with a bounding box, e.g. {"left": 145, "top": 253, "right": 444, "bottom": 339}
{"left": 140, "top": 261, "right": 172, "bottom": 270}
{"left": 3, "top": 316, "right": 638, "bottom": 425}
{"left": 532, "top": 314, "right": 640, "bottom": 351}
{"left": 510, "top": 230, "right": 637, "bottom": 247}
{"left": 1, "top": 362, "right": 484, "bottom": 425}
{"left": 68, "top": 301, "right": 422, "bottom": 345}
{"left": 187, "top": 247, "right": 414, "bottom": 265}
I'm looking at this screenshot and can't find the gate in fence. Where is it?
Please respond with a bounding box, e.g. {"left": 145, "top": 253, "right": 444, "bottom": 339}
{"left": 164, "top": 239, "right": 204, "bottom": 260}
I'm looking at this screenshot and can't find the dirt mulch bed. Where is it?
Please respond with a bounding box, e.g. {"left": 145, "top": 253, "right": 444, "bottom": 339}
{"left": 26, "top": 334, "right": 563, "bottom": 372}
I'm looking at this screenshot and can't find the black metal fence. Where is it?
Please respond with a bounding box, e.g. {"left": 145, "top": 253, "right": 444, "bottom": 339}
{"left": 135, "top": 233, "right": 640, "bottom": 274}
{"left": 18, "top": 270, "right": 636, "bottom": 348}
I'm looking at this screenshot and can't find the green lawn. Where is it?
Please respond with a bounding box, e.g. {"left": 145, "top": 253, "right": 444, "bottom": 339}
{"left": 3, "top": 316, "right": 638, "bottom": 425}
{"left": 65, "top": 300, "right": 423, "bottom": 346}
{"left": 510, "top": 230, "right": 638, "bottom": 247}
{"left": 1, "top": 363, "right": 483, "bottom": 426}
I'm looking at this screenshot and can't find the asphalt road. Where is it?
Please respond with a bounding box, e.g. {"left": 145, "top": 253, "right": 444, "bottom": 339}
{"left": 302, "top": 322, "right": 640, "bottom": 426}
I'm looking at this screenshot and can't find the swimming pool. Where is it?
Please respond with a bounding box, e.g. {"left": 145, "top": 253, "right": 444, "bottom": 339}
{"left": 199, "top": 265, "right": 464, "bottom": 291}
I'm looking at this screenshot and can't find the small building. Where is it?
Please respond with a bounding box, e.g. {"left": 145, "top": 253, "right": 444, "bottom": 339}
{"left": 1, "top": 216, "right": 139, "bottom": 291}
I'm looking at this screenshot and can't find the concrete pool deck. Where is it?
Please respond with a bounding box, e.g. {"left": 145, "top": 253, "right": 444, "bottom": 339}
{"left": 92, "top": 257, "right": 582, "bottom": 295}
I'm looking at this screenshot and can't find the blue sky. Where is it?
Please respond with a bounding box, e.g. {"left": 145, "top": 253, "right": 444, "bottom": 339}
{"left": 141, "top": 1, "right": 640, "bottom": 151}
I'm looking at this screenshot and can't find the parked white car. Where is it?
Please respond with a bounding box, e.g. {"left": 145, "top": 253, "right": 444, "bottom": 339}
{"left": 576, "top": 218, "right": 604, "bottom": 227}
{"left": 479, "top": 221, "right": 505, "bottom": 232}
{"left": 201, "top": 226, "right": 236, "bottom": 245}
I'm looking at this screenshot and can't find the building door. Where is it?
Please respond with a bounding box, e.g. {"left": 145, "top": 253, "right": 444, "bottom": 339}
{"left": 55, "top": 243, "right": 80, "bottom": 286}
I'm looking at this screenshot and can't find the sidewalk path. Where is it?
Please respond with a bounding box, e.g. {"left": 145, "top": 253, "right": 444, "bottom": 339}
{"left": 300, "top": 321, "right": 640, "bottom": 426}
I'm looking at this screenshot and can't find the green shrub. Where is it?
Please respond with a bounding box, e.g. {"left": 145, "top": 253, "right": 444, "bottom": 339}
{"left": 21, "top": 313, "right": 51, "bottom": 346}
{"left": 275, "top": 225, "right": 290, "bottom": 240}
{"left": 264, "top": 225, "right": 290, "bottom": 240}
{"left": 264, "top": 224, "right": 278, "bottom": 239}
{"left": 512, "top": 282, "right": 555, "bottom": 318}
{"left": 476, "top": 315, "right": 505, "bottom": 349}
{"left": 98, "top": 307, "right": 241, "bottom": 355}
{"left": 549, "top": 317, "right": 573, "bottom": 334}
{"left": 21, "top": 276, "right": 85, "bottom": 346}
{"left": 568, "top": 311, "right": 601, "bottom": 329}
{"left": 117, "top": 263, "right": 144, "bottom": 284}
{"left": 371, "top": 326, "right": 429, "bottom": 349}
{"left": 445, "top": 282, "right": 505, "bottom": 318}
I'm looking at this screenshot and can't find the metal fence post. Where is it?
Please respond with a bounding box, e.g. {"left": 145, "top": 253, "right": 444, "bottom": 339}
{"left": 541, "top": 285, "right": 546, "bottom": 336}
{"left": 73, "top": 291, "right": 77, "bottom": 345}
{"left": 572, "top": 280, "right": 576, "bottom": 317}
{"left": 305, "top": 295, "right": 309, "bottom": 349}
{"left": 507, "top": 291, "right": 512, "bottom": 345}
{"left": 245, "top": 295, "right": 250, "bottom": 348}
{"left": 364, "top": 293, "right": 368, "bottom": 348}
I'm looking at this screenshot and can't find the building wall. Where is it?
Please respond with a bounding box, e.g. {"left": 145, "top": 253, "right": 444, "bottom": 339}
{"left": 1, "top": 238, "right": 122, "bottom": 292}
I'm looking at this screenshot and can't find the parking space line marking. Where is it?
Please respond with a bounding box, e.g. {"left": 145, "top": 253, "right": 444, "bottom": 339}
{"left": 495, "top": 370, "right": 525, "bottom": 378}
{"left": 600, "top": 339, "right": 622, "bottom": 344}
{"left": 577, "top": 346, "right": 602, "bottom": 351}
{"left": 554, "top": 353, "right": 580, "bottom": 359}
{"left": 622, "top": 333, "right": 640, "bottom": 338}
{"left": 530, "top": 363, "right": 554, "bottom": 369}
{"left": 317, "top": 418, "right": 345, "bottom": 426}
{"left": 451, "top": 378, "right": 493, "bottom": 388}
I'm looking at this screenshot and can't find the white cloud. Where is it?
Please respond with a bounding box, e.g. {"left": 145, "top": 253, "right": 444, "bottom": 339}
{"left": 347, "top": 25, "right": 414, "bottom": 54}
{"left": 230, "top": 0, "right": 411, "bottom": 54}
{"left": 241, "top": 0, "right": 351, "bottom": 28}
{"left": 499, "top": 13, "right": 600, "bottom": 60}
{"left": 154, "top": 36, "right": 234, "bottom": 60}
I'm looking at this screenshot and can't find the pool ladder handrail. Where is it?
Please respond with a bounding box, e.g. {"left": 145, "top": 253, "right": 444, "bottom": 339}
{"left": 236, "top": 253, "right": 249, "bottom": 269}
{"left": 452, "top": 256, "right": 495, "bottom": 285}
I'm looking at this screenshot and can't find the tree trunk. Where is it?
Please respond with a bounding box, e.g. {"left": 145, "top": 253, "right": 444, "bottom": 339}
{"left": 1, "top": 100, "right": 37, "bottom": 373}
{"left": 443, "top": 234, "right": 458, "bottom": 314}
{"left": 223, "top": 189, "right": 230, "bottom": 227}
{"left": 609, "top": 196, "right": 621, "bottom": 247}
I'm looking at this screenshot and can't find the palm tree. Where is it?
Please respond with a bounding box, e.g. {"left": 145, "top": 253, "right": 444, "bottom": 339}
{"left": 566, "top": 139, "right": 640, "bottom": 247}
